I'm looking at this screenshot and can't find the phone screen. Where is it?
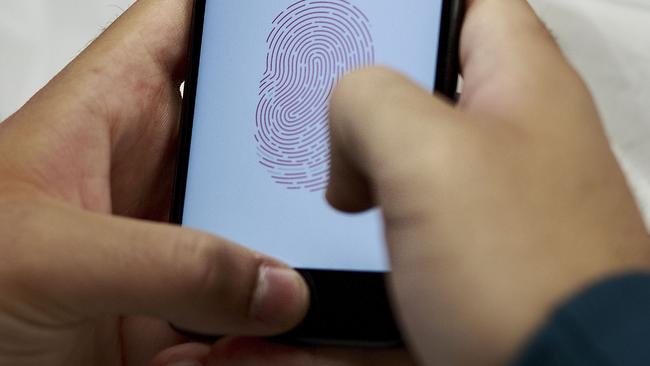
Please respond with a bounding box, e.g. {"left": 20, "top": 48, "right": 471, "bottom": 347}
{"left": 183, "top": 0, "right": 443, "bottom": 272}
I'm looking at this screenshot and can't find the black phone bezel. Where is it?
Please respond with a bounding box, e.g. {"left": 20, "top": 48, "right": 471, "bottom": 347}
{"left": 171, "top": 0, "right": 463, "bottom": 347}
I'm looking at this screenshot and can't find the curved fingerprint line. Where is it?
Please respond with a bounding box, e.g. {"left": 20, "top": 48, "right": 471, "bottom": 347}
{"left": 255, "top": 0, "right": 374, "bottom": 192}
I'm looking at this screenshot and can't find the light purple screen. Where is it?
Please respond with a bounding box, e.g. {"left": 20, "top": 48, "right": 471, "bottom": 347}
{"left": 183, "top": 0, "right": 442, "bottom": 272}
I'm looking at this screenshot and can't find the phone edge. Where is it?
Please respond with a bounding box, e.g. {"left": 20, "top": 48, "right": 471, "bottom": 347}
{"left": 169, "top": 0, "right": 464, "bottom": 348}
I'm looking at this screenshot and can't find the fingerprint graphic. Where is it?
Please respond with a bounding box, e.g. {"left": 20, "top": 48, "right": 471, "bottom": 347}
{"left": 255, "top": 0, "right": 374, "bottom": 191}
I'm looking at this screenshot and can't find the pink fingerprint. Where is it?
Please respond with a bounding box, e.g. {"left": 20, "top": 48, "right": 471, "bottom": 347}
{"left": 255, "top": 0, "right": 375, "bottom": 192}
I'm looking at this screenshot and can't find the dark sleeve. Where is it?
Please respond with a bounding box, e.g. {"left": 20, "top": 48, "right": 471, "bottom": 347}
{"left": 513, "top": 274, "right": 650, "bottom": 366}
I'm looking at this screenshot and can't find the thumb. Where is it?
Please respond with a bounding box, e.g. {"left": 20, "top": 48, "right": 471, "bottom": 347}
{"left": 459, "top": 0, "right": 590, "bottom": 124}
{"left": 5, "top": 199, "right": 309, "bottom": 336}
{"left": 326, "top": 67, "right": 461, "bottom": 214}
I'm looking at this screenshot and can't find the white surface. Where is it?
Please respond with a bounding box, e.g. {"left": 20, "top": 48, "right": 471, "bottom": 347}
{"left": 0, "top": 1, "right": 135, "bottom": 120}
{"left": 1, "top": 0, "right": 650, "bottom": 224}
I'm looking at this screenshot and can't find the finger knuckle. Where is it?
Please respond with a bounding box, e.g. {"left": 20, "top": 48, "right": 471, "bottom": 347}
{"left": 177, "top": 233, "right": 227, "bottom": 293}
{"left": 174, "top": 232, "right": 253, "bottom": 312}
{"left": 0, "top": 201, "right": 45, "bottom": 295}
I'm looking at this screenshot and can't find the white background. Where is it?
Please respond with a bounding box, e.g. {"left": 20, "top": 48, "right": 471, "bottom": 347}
{"left": 1, "top": 0, "right": 650, "bottom": 226}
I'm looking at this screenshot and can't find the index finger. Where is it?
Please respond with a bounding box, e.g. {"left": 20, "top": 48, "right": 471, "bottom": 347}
{"left": 205, "top": 337, "right": 414, "bottom": 366}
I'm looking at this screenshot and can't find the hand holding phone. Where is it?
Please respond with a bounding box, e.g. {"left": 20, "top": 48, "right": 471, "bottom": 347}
{"left": 173, "top": 0, "right": 462, "bottom": 346}
{"left": 0, "top": 1, "right": 310, "bottom": 366}
{"left": 165, "top": 1, "right": 650, "bottom": 366}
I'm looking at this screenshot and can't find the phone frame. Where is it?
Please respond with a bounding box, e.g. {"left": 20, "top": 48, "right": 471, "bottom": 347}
{"left": 171, "top": 0, "right": 463, "bottom": 347}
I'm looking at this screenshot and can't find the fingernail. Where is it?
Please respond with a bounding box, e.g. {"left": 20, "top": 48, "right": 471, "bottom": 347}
{"left": 250, "top": 265, "right": 309, "bottom": 327}
{"left": 168, "top": 361, "right": 202, "bottom": 366}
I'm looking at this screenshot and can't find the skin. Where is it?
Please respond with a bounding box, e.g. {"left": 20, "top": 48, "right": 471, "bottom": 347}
{"left": 0, "top": 1, "right": 308, "bottom": 365}
{"left": 1, "top": 0, "right": 649, "bottom": 366}
{"left": 179, "top": 0, "right": 650, "bottom": 365}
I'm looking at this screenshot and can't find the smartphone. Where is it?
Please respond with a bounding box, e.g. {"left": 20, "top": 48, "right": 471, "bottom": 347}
{"left": 172, "top": 0, "right": 463, "bottom": 347}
